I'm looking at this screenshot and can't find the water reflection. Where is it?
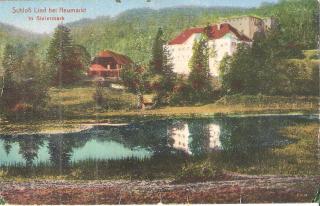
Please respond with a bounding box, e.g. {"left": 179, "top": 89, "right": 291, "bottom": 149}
{"left": 168, "top": 121, "right": 191, "bottom": 154}
{"left": 18, "top": 136, "right": 44, "bottom": 167}
{"left": 167, "top": 121, "right": 222, "bottom": 154}
{"left": 208, "top": 124, "right": 221, "bottom": 150}
{"left": 0, "top": 115, "right": 312, "bottom": 169}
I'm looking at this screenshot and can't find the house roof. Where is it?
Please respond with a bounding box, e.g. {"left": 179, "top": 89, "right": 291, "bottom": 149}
{"left": 97, "top": 50, "right": 133, "bottom": 65}
{"left": 168, "top": 23, "right": 251, "bottom": 45}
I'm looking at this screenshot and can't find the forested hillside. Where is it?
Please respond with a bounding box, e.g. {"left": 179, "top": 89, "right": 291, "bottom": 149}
{"left": 0, "top": 0, "right": 317, "bottom": 71}
{"left": 67, "top": 0, "right": 318, "bottom": 65}
{"left": 0, "top": 23, "right": 46, "bottom": 74}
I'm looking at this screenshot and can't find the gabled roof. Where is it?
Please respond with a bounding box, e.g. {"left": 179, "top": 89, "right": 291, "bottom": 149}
{"left": 97, "top": 50, "right": 133, "bottom": 65}
{"left": 168, "top": 27, "right": 204, "bottom": 45}
{"left": 168, "top": 23, "right": 251, "bottom": 45}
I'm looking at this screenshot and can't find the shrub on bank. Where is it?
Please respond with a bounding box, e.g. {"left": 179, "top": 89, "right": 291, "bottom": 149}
{"left": 174, "top": 161, "right": 223, "bottom": 183}
{"left": 0, "top": 196, "right": 6, "bottom": 205}
{"left": 313, "top": 187, "right": 320, "bottom": 203}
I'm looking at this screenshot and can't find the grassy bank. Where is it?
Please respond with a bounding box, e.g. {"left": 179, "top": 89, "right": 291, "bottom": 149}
{"left": 48, "top": 86, "right": 319, "bottom": 118}
{"left": 0, "top": 87, "right": 318, "bottom": 134}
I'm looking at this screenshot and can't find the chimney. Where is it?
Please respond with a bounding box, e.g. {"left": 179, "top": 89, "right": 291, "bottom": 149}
{"left": 217, "top": 24, "right": 221, "bottom": 30}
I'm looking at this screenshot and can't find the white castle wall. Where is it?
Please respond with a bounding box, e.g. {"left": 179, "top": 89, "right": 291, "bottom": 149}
{"left": 167, "top": 32, "right": 244, "bottom": 77}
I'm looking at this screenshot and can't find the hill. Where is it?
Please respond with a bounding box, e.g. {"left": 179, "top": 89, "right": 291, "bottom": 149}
{"left": 0, "top": 0, "right": 317, "bottom": 69}
{"left": 0, "top": 23, "right": 46, "bottom": 75}
{"left": 67, "top": 6, "right": 250, "bottom": 65}
{"left": 67, "top": 0, "right": 318, "bottom": 65}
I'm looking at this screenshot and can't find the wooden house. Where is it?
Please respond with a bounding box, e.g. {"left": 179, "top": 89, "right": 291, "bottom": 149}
{"left": 87, "top": 50, "right": 133, "bottom": 79}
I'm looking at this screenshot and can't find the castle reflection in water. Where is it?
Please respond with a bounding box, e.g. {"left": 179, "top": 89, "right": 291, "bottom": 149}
{"left": 167, "top": 121, "right": 221, "bottom": 154}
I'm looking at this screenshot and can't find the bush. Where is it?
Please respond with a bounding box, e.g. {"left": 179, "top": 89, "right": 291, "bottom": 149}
{"left": 313, "top": 187, "right": 320, "bottom": 203}
{"left": 92, "top": 81, "right": 105, "bottom": 107}
{"left": 0, "top": 196, "right": 6, "bottom": 205}
{"left": 174, "top": 161, "right": 223, "bottom": 183}
{"left": 169, "top": 79, "right": 192, "bottom": 105}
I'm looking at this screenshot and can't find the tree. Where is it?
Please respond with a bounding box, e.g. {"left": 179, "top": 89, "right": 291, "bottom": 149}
{"left": 150, "top": 28, "right": 165, "bottom": 75}
{"left": 92, "top": 80, "right": 105, "bottom": 107}
{"left": 121, "top": 64, "right": 148, "bottom": 109}
{"left": 47, "top": 25, "right": 90, "bottom": 86}
{"left": 0, "top": 44, "right": 49, "bottom": 119}
{"left": 149, "top": 27, "right": 177, "bottom": 106}
{"left": 219, "top": 23, "right": 316, "bottom": 96}
{"left": 19, "top": 45, "right": 49, "bottom": 112}
{"left": 0, "top": 44, "right": 22, "bottom": 111}
{"left": 188, "top": 34, "right": 213, "bottom": 101}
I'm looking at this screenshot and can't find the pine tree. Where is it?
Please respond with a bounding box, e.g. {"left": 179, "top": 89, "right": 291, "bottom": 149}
{"left": 150, "top": 27, "right": 165, "bottom": 75}
{"left": 47, "top": 25, "right": 86, "bottom": 86}
{"left": 150, "top": 27, "right": 176, "bottom": 105}
{"left": 0, "top": 44, "right": 49, "bottom": 118}
{"left": 20, "top": 45, "right": 49, "bottom": 111}
{"left": 0, "top": 44, "right": 21, "bottom": 110}
{"left": 188, "top": 34, "right": 213, "bottom": 102}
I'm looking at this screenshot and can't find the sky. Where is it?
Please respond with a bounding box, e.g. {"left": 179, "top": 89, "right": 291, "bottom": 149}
{"left": 0, "top": 0, "right": 278, "bottom": 34}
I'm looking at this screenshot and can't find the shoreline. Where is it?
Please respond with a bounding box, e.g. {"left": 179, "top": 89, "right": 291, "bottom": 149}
{"left": 0, "top": 112, "right": 318, "bottom": 136}
{"left": 0, "top": 175, "right": 319, "bottom": 204}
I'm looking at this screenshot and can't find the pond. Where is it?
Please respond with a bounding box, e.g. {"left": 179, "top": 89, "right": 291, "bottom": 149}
{"left": 0, "top": 115, "right": 318, "bottom": 178}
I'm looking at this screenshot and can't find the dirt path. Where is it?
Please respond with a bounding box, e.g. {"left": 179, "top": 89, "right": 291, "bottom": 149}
{"left": 1, "top": 175, "right": 319, "bottom": 204}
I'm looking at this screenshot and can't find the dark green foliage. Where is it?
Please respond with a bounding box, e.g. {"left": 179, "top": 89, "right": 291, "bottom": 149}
{"left": 219, "top": 23, "right": 318, "bottom": 96}
{"left": 0, "top": 44, "right": 49, "bottom": 120}
{"left": 174, "top": 161, "right": 223, "bottom": 183}
{"left": 282, "top": 60, "right": 319, "bottom": 96}
{"left": 0, "top": 23, "right": 45, "bottom": 69}
{"left": 256, "top": 0, "right": 318, "bottom": 50}
{"left": 92, "top": 81, "right": 105, "bottom": 107}
{"left": 150, "top": 28, "right": 177, "bottom": 106}
{"left": 313, "top": 187, "right": 320, "bottom": 203}
{"left": 0, "top": 44, "right": 21, "bottom": 110}
{"left": 169, "top": 77, "right": 192, "bottom": 105}
{"left": 310, "top": 63, "right": 319, "bottom": 96}
{"left": 188, "top": 34, "right": 213, "bottom": 102}
{"left": 47, "top": 25, "right": 90, "bottom": 86}
{"left": 0, "top": 196, "right": 5, "bottom": 205}
{"left": 17, "top": 136, "right": 45, "bottom": 167}
{"left": 121, "top": 64, "right": 149, "bottom": 109}
{"left": 19, "top": 45, "right": 49, "bottom": 110}
{"left": 150, "top": 28, "right": 165, "bottom": 75}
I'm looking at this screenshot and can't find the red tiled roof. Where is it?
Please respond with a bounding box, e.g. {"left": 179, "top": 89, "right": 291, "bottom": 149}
{"left": 168, "top": 27, "right": 204, "bottom": 45}
{"left": 168, "top": 23, "right": 251, "bottom": 45}
{"left": 98, "top": 50, "right": 133, "bottom": 65}
{"left": 89, "top": 64, "right": 108, "bottom": 72}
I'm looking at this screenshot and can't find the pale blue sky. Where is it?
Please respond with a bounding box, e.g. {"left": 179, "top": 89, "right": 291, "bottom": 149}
{"left": 0, "top": 0, "right": 278, "bottom": 34}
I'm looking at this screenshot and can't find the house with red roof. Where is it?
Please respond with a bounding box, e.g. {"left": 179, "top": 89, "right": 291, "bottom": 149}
{"left": 87, "top": 50, "right": 133, "bottom": 79}
{"left": 167, "top": 23, "right": 251, "bottom": 77}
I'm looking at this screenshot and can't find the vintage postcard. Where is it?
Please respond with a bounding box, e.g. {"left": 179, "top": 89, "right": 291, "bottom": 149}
{"left": 0, "top": 0, "right": 319, "bottom": 205}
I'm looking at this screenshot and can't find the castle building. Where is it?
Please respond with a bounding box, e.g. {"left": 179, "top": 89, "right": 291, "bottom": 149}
{"left": 167, "top": 16, "right": 274, "bottom": 77}
{"left": 220, "top": 16, "right": 275, "bottom": 39}
{"left": 167, "top": 23, "right": 251, "bottom": 77}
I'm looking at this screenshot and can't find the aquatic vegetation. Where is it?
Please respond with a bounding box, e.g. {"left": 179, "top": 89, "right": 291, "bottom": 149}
{"left": 0, "top": 196, "right": 5, "bottom": 205}
{"left": 313, "top": 187, "right": 320, "bottom": 203}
